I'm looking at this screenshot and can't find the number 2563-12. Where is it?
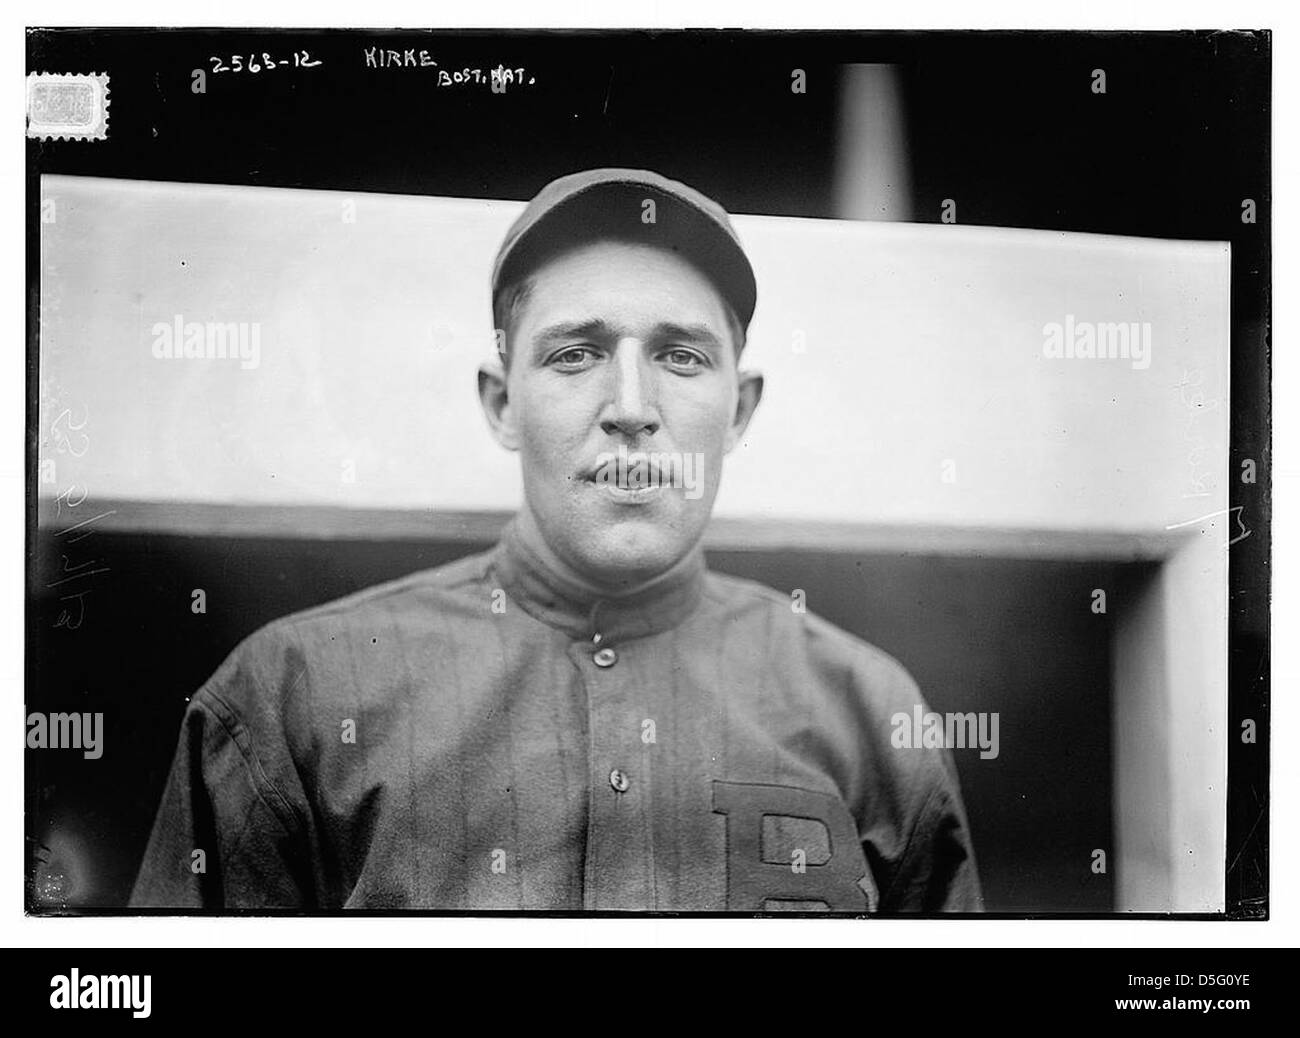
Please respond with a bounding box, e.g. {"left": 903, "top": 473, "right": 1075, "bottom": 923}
{"left": 209, "top": 50, "right": 321, "bottom": 74}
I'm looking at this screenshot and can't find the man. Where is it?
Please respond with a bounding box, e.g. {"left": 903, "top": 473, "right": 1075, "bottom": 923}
{"left": 131, "top": 168, "right": 982, "bottom": 912}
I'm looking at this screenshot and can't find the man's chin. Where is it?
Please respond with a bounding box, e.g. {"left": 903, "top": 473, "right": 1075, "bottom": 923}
{"left": 565, "top": 518, "right": 697, "bottom": 589}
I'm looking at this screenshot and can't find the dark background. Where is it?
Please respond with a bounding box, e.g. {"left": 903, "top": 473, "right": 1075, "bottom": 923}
{"left": 30, "top": 528, "right": 1136, "bottom": 912}
{"left": 26, "top": 29, "right": 1269, "bottom": 914}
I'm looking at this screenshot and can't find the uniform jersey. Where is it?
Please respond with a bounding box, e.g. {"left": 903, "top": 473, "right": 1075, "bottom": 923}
{"left": 130, "top": 520, "right": 983, "bottom": 912}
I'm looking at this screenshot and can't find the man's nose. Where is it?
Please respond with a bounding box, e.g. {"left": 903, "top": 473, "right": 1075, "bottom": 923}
{"left": 600, "top": 343, "right": 660, "bottom": 439}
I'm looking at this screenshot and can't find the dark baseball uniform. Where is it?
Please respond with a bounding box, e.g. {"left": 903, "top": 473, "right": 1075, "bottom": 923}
{"left": 131, "top": 520, "right": 982, "bottom": 911}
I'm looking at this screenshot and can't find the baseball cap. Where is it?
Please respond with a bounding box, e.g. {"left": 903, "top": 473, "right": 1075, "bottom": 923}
{"left": 491, "top": 168, "right": 757, "bottom": 331}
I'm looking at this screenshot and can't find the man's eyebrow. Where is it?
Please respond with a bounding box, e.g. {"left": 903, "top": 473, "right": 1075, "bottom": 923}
{"left": 527, "top": 319, "right": 727, "bottom": 356}
{"left": 530, "top": 319, "right": 613, "bottom": 349}
{"left": 652, "top": 323, "right": 726, "bottom": 350}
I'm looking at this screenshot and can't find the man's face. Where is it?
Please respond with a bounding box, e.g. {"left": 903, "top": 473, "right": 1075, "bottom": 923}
{"left": 483, "top": 238, "right": 762, "bottom": 589}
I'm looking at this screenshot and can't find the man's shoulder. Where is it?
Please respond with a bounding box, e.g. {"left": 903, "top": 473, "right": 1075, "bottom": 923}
{"left": 288, "top": 548, "right": 491, "bottom": 621}
{"left": 203, "top": 545, "right": 499, "bottom": 690}
{"left": 269, "top": 545, "right": 496, "bottom": 633}
{"left": 701, "top": 567, "right": 922, "bottom": 703}
{"left": 701, "top": 568, "right": 969, "bottom": 870}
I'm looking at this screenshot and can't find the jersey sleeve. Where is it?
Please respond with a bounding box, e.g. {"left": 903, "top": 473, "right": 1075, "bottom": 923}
{"left": 877, "top": 767, "right": 983, "bottom": 911}
{"left": 129, "top": 628, "right": 314, "bottom": 909}
{"left": 845, "top": 642, "right": 985, "bottom": 913}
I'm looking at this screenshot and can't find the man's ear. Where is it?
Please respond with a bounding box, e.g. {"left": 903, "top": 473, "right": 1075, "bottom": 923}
{"left": 723, "top": 369, "right": 764, "bottom": 453}
{"left": 478, "top": 358, "right": 521, "bottom": 451}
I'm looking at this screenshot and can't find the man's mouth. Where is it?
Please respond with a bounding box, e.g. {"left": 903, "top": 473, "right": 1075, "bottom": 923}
{"left": 580, "top": 452, "right": 673, "bottom": 504}
{"left": 581, "top": 468, "right": 669, "bottom": 486}
{"left": 582, "top": 470, "right": 666, "bottom": 501}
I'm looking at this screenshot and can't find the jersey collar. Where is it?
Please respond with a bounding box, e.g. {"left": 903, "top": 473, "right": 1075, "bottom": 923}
{"left": 490, "top": 517, "right": 707, "bottom": 645}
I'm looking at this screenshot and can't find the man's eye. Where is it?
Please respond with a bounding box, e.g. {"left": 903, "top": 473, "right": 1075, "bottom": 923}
{"left": 551, "top": 346, "right": 598, "bottom": 369}
{"left": 662, "top": 348, "right": 705, "bottom": 371}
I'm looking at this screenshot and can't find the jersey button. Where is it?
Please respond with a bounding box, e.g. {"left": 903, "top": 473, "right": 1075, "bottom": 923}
{"left": 593, "top": 646, "right": 618, "bottom": 668}
{"left": 609, "top": 768, "right": 630, "bottom": 793}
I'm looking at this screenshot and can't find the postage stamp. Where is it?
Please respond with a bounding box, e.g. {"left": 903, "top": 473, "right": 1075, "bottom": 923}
{"left": 26, "top": 73, "right": 110, "bottom": 141}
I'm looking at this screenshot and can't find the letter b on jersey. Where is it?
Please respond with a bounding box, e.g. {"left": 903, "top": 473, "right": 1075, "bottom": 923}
{"left": 712, "top": 781, "right": 876, "bottom": 911}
